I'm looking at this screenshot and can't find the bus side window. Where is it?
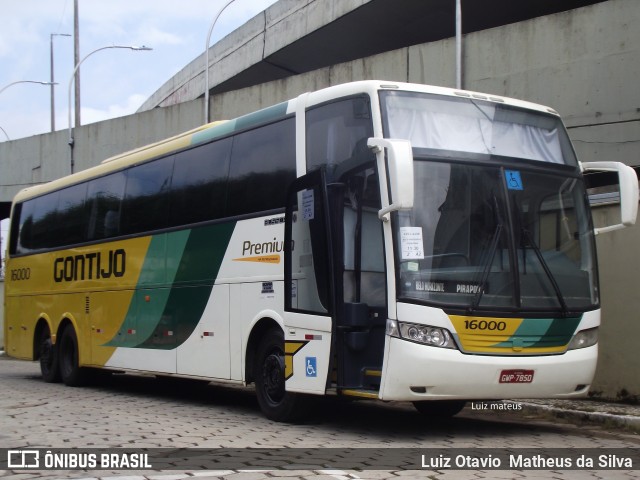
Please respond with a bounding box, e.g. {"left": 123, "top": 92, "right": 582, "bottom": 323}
{"left": 54, "top": 182, "right": 89, "bottom": 247}
{"left": 86, "top": 171, "right": 126, "bottom": 241}
{"left": 227, "top": 118, "right": 295, "bottom": 217}
{"left": 8, "top": 203, "right": 22, "bottom": 255}
{"left": 170, "top": 138, "right": 232, "bottom": 225}
{"left": 12, "top": 202, "right": 31, "bottom": 254}
{"left": 120, "top": 156, "right": 174, "bottom": 235}
{"left": 29, "top": 192, "right": 60, "bottom": 250}
{"left": 306, "top": 97, "right": 373, "bottom": 173}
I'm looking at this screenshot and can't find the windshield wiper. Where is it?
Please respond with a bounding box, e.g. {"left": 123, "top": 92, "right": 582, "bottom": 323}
{"left": 521, "top": 227, "right": 569, "bottom": 314}
{"left": 470, "top": 224, "right": 502, "bottom": 311}
{"left": 470, "top": 194, "right": 503, "bottom": 311}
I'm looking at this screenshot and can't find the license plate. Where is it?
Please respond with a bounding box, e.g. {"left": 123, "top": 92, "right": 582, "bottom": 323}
{"left": 499, "top": 369, "right": 534, "bottom": 383}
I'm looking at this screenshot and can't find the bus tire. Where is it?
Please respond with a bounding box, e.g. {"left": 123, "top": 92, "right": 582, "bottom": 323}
{"left": 58, "top": 325, "right": 87, "bottom": 387}
{"left": 254, "top": 328, "right": 309, "bottom": 422}
{"left": 38, "top": 327, "right": 60, "bottom": 383}
{"left": 412, "top": 400, "right": 466, "bottom": 418}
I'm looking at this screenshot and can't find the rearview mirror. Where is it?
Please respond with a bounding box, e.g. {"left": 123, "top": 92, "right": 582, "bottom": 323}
{"left": 367, "top": 138, "right": 414, "bottom": 221}
{"left": 582, "top": 161, "right": 639, "bottom": 234}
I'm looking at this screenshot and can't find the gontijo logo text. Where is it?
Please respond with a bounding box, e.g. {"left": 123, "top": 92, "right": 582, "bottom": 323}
{"left": 53, "top": 249, "right": 126, "bottom": 282}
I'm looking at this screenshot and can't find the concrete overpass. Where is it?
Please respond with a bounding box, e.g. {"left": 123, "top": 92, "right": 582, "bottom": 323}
{"left": 139, "top": 0, "right": 606, "bottom": 110}
{"left": 1, "top": 0, "right": 639, "bottom": 397}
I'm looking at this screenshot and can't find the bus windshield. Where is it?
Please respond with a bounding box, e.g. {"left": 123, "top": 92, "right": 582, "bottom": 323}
{"left": 381, "top": 90, "right": 577, "bottom": 166}
{"left": 381, "top": 91, "right": 598, "bottom": 314}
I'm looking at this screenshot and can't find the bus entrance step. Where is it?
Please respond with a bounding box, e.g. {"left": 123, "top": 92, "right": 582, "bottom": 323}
{"left": 363, "top": 368, "right": 382, "bottom": 389}
{"left": 340, "top": 388, "right": 380, "bottom": 399}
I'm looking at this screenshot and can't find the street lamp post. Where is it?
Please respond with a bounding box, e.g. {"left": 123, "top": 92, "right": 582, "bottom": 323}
{"left": 0, "top": 80, "right": 57, "bottom": 141}
{"left": 0, "top": 80, "right": 56, "bottom": 96}
{"left": 50, "top": 33, "right": 72, "bottom": 132}
{"left": 67, "top": 45, "right": 152, "bottom": 174}
{"left": 455, "top": 0, "right": 462, "bottom": 90}
{"left": 204, "top": 0, "right": 236, "bottom": 124}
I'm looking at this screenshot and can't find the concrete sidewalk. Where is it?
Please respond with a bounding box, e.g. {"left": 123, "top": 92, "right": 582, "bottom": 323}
{"left": 512, "top": 399, "right": 640, "bottom": 433}
{"left": 1, "top": 349, "right": 637, "bottom": 433}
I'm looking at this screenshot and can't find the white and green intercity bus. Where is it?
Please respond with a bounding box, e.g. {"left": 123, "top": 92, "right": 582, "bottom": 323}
{"left": 5, "top": 81, "right": 638, "bottom": 421}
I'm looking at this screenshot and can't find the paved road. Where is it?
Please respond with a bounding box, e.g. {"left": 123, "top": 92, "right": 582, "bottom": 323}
{"left": 0, "top": 356, "right": 638, "bottom": 480}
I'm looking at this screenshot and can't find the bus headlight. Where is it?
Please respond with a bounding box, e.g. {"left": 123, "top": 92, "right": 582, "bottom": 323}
{"left": 386, "top": 319, "right": 456, "bottom": 349}
{"left": 567, "top": 327, "right": 598, "bottom": 350}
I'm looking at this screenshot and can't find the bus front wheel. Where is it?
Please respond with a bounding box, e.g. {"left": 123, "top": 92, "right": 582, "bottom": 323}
{"left": 58, "top": 325, "right": 87, "bottom": 387}
{"left": 254, "top": 328, "right": 309, "bottom": 422}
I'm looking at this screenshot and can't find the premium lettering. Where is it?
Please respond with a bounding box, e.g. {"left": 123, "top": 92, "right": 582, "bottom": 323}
{"left": 53, "top": 249, "right": 126, "bottom": 282}
{"left": 242, "top": 238, "right": 284, "bottom": 256}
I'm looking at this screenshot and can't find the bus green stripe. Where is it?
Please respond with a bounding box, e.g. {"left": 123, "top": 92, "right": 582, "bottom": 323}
{"left": 235, "top": 102, "right": 288, "bottom": 130}
{"left": 104, "top": 223, "right": 235, "bottom": 349}
{"left": 528, "top": 316, "right": 582, "bottom": 348}
{"left": 138, "top": 221, "right": 236, "bottom": 349}
{"left": 191, "top": 101, "right": 289, "bottom": 146}
{"left": 493, "top": 316, "right": 582, "bottom": 349}
{"left": 103, "top": 234, "right": 185, "bottom": 348}
{"left": 191, "top": 120, "right": 237, "bottom": 145}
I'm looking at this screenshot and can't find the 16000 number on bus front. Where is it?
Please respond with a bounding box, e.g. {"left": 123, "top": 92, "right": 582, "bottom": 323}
{"left": 464, "top": 320, "right": 507, "bottom": 331}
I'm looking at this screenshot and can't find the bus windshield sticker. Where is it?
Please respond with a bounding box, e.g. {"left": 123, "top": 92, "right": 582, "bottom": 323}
{"left": 400, "top": 227, "right": 425, "bottom": 260}
{"left": 505, "top": 170, "right": 524, "bottom": 190}
{"left": 302, "top": 189, "right": 314, "bottom": 220}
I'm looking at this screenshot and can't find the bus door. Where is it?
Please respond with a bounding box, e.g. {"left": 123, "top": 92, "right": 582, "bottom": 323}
{"left": 284, "top": 169, "right": 335, "bottom": 395}
{"left": 284, "top": 166, "right": 386, "bottom": 396}
{"left": 335, "top": 166, "right": 386, "bottom": 394}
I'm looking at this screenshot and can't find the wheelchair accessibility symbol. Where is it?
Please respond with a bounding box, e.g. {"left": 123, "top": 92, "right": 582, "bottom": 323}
{"left": 505, "top": 170, "right": 523, "bottom": 190}
{"left": 305, "top": 357, "right": 317, "bottom": 377}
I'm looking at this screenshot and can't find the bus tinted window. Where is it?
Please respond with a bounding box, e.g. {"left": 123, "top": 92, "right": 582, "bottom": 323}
{"left": 14, "top": 201, "right": 35, "bottom": 254}
{"left": 30, "top": 191, "right": 60, "bottom": 250}
{"left": 9, "top": 116, "right": 296, "bottom": 254}
{"left": 121, "top": 156, "right": 174, "bottom": 235}
{"left": 54, "top": 182, "right": 88, "bottom": 246}
{"left": 227, "top": 118, "right": 295, "bottom": 216}
{"left": 86, "top": 171, "right": 126, "bottom": 240}
{"left": 306, "top": 97, "right": 373, "bottom": 172}
{"left": 8, "top": 203, "right": 22, "bottom": 255}
{"left": 170, "top": 138, "right": 232, "bottom": 225}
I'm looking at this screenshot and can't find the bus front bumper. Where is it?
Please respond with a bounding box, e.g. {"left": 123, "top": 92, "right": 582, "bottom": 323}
{"left": 379, "top": 336, "right": 597, "bottom": 401}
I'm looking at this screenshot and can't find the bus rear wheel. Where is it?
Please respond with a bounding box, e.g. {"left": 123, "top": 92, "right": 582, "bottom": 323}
{"left": 413, "top": 400, "right": 466, "bottom": 418}
{"left": 254, "top": 328, "right": 309, "bottom": 422}
{"left": 38, "top": 327, "right": 60, "bottom": 383}
{"left": 58, "top": 325, "right": 87, "bottom": 387}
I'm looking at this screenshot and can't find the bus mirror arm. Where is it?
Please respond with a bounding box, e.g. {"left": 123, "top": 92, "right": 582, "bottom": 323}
{"left": 367, "top": 138, "right": 414, "bottom": 222}
{"left": 581, "top": 161, "right": 639, "bottom": 235}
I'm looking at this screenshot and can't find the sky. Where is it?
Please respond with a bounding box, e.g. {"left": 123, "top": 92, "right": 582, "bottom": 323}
{"left": 0, "top": 0, "right": 279, "bottom": 273}
{"left": 0, "top": 0, "right": 279, "bottom": 143}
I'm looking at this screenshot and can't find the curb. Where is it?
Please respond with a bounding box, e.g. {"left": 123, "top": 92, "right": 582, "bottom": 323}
{"left": 514, "top": 401, "right": 640, "bottom": 433}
